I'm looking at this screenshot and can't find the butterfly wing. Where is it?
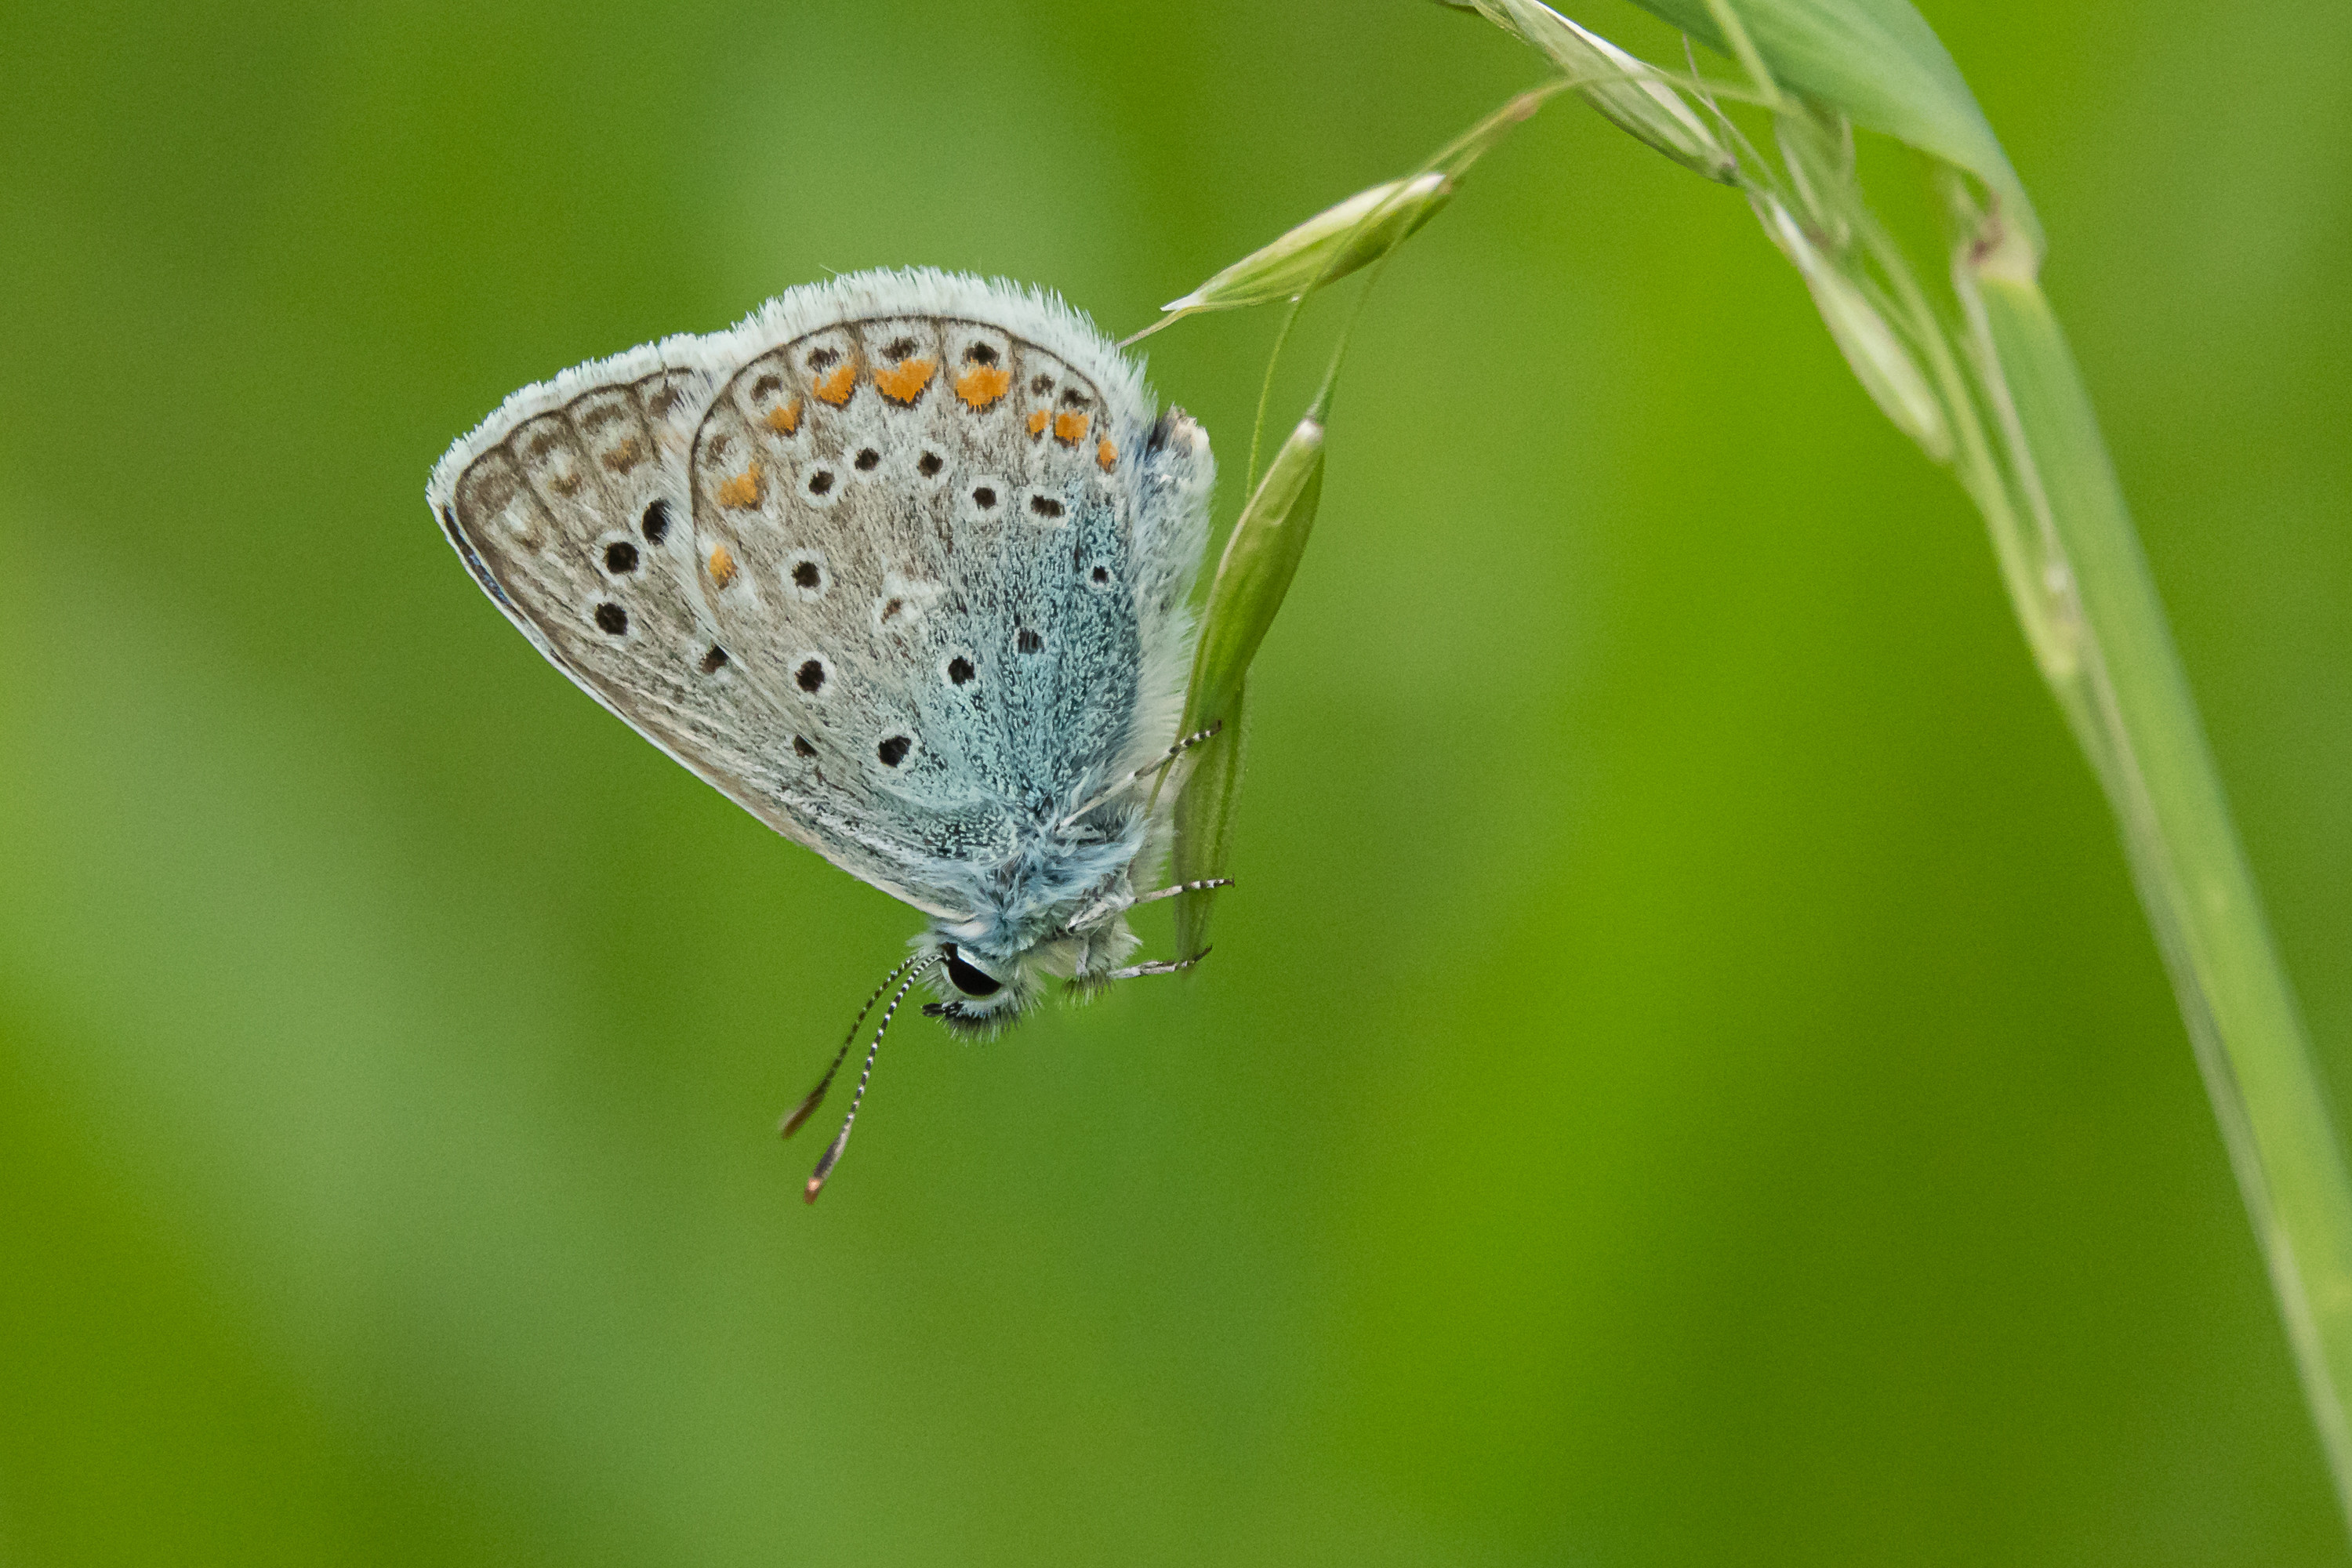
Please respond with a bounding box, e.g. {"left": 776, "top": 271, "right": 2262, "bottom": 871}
{"left": 427, "top": 270, "right": 1212, "bottom": 921}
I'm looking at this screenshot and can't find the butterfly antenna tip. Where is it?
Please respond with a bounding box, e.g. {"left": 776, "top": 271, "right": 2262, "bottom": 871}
{"left": 799, "top": 956, "right": 935, "bottom": 1203}
{"left": 782, "top": 954, "right": 920, "bottom": 1139}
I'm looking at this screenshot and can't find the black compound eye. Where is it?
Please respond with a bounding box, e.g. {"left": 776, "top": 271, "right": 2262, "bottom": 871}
{"left": 942, "top": 944, "right": 1002, "bottom": 998}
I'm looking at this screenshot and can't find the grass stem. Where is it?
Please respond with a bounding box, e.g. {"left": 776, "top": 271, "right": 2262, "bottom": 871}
{"left": 1966, "top": 272, "right": 2352, "bottom": 1519}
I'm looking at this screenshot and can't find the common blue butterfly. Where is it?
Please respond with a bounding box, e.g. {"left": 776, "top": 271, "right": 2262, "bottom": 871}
{"left": 427, "top": 270, "right": 1224, "bottom": 1195}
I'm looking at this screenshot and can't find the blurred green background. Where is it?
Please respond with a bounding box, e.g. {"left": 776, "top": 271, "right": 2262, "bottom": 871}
{"left": 2, "top": 0, "right": 2347, "bottom": 1561}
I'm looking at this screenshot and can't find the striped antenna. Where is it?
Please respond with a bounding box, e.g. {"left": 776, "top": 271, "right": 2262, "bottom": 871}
{"left": 804, "top": 956, "right": 938, "bottom": 1204}
{"left": 781, "top": 953, "right": 920, "bottom": 1140}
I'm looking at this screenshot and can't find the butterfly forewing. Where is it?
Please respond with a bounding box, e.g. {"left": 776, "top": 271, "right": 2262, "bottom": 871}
{"left": 429, "top": 272, "right": 1206, "bottom": 923}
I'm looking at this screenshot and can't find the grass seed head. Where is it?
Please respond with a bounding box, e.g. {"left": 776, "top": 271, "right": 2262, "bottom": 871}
{"left": 1159, "top": 175, "right": 1454, "bottom": 322}
{"left": 1755, "top": 196, "right": 1952, "bottom": 461}
{"left": 1183, "top": 415, "right": 1328, "bottom": 738}
{"left": 1465, "top": 0, "right": 1738, "bottom": 183}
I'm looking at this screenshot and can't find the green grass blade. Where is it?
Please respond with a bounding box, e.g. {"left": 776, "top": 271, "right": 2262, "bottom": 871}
{"left": 1461, "top": 0, "right": 2351, "bottom": 1525}
{"left": 1632, "top": 0, "right": 2041, "bottom": 256}
{"left": 1969, "top": 271, "right": 2352, "bottom": 1520}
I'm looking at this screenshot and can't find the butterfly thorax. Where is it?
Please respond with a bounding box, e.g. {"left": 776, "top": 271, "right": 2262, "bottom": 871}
{"left": 916, "top": 800, "right": 1156, "bottom": 1029}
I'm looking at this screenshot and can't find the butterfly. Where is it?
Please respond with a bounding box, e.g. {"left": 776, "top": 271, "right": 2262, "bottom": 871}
{"left": 426, "top": 270, "right": 1229, "bottom": 1197}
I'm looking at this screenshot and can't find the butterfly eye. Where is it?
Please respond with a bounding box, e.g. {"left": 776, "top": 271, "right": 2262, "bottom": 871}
{"left": 941, "top": 944, "right": 1003, "bottom": 998}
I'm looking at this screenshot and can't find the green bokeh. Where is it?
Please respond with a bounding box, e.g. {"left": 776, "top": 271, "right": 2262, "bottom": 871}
{"left": 3, "top": 1, "right": 2347, "bottom": 1561}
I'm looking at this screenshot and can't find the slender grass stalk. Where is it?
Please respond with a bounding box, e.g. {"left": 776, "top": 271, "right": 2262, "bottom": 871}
{"left": 1962, "top": 260, "right": 2352, "bottom": 1504}
{"left": 1471, "top": 0, "right": 2352, "bottom": 1522}
{"left": 1153, "top": 21, "right": 2352, "bottom": 1500}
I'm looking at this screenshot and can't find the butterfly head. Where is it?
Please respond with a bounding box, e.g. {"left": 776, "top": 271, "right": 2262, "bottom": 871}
{"left": 916, "top": 910, "right": 1141, "bottom": 1035}
{"left": 920, "top": 939, "right": 1029, "bottom": 1033}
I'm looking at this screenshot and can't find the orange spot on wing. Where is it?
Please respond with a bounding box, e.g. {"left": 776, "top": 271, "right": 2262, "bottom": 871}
{"left": 814, "top": 363, "right": 858, "bottom": 405}
{"left": 1054, "top": 410, "right": 1090, "bottom": 445}
{"left": 708, "top": 543, "right": 737, "bottom": 586}
{"left": 715, "top": 463, "right": 761, "bottom": 509}
{"left": 601, "top": 437, "right": 644, "bottom": 472}
{"left": 1026, "top": 410, "right": 1050, "bottom": 437}
{"left": 1097, "top": 437, "right": 1117, "bottom": 472}
{"left": 764, "top": 398, "right": 801, "bottom": 434}
{"left": 872, "top": 358, "right": 937, "bottom": 404}
{"left": 954, "top": 365, "right": 1011, "bottom": 408}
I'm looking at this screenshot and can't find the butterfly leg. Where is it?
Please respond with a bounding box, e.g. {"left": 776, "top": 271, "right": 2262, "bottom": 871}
{"left": 1124, "top": 877, "right": 1235, "bottom": 908}
{"left": 1057, "top": 720, "right": 1225, "bottom": 829}
{"left": 1059, "top": 877, "right": 1233, "bottom": 936}
{"left": 1105, "top": 947, "right": 1211, "bottom": 981}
